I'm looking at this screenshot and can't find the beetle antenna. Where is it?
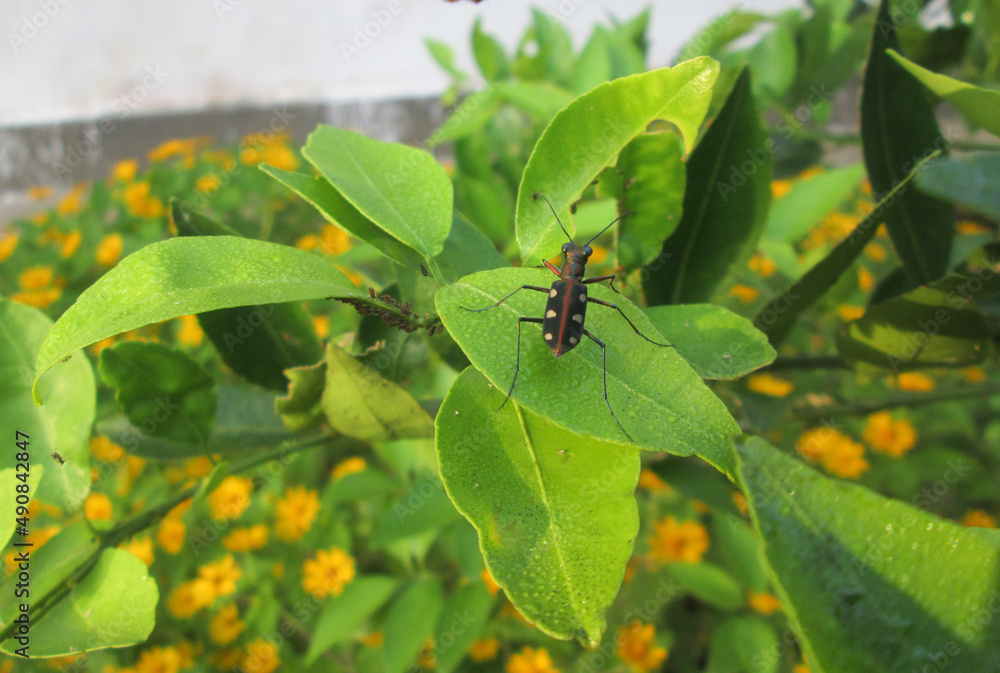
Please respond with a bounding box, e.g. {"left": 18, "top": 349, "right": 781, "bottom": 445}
{"left": 532, "top": 192, "right": 574, "bottom": 243}
{"left": 584, "top": 210, "right": 634, "bottom": 247}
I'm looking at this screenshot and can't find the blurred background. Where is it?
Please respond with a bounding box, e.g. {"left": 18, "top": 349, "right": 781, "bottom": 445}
{"left": 1, "top": 0, "right": 803, "bottom": 217}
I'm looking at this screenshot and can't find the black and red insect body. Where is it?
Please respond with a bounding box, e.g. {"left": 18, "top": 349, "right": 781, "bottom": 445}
{"left": 462, "top": 192, "right": 674, "bottom": 441}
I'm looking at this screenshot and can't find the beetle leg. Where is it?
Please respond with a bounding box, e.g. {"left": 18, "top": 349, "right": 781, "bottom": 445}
{"left": 461, "top": 285, "right": 549, "bottom": 312}
{"left": 583, "top": 274, "right": 621, "bottom": 294}
{"left": 497, "top": 317, "right": 544, "bottom": 411}
{"left": 582, "top": 329, "right": 633, "bottom": 443}
{"left": 587, "top": 297, "right": 675, "bottom": 348}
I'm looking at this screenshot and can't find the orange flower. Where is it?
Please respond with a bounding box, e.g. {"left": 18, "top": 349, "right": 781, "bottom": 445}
{"left": 313, "top": 315, "right": 330, "bottom": 339}
{"left": 748, "top": 252, "right": 776, "bottom": 277}
{"left": 962, "top": 509, "right": 997, "bottom": 529}
{"left": 647, "top": 516, "right": 709, "bottom": 563}
{"left": 176, "top": 314, "right": 204, "bottom": 346}
{"left": 771, "top": 180, "right": 792, "bottom": 200}
{"left": 223, "top": 524, "right": 269, "bottom": 552}
{"left": 748, "top": 591, "right": 782, "bottom": 614}
{"left": 469, "top": 637, "right": 499, "bottom": 661}
{"left": 57, "top": 184, "right": 86, "bottom": 215}
{"left": 196, "top": 174, "right": 221, "bottom": 193}
{"left": 96, "top": 233, "right": 124, "bottom": 266}
{"left": 637, "top": 469, "right": 669, "bottom": 492}
{"left": 274, "top": 486, "right": 320, "bottom": 541}
{"left": 837, "top": 305, "right": 865, "bottom": 322}
{"left": 730, "top": 284, "right": 759, "bottom": 303}
{"left": 242, "top": 638, "right": 280, "bottom": 673}
{"left": 507, "top": 646, "right": 559, "bottom": 673}
{"left": 331, "top": 456, "right": 366, "bottom": 481}
{"left": 123, "top": 181, "right": 164, "bottom": 218}
{"left": 481, "top": 568, "right": 501, "bottom": 596}
{"left": 209, "top": 476, "right": 253, "bottom": 520}
{"left": 166, "top": 578, "right": 214, "bottom": 618}
{"left": 302, "top": 547, "right": 356, "bottom": 598}
{"left": 796, "top": 427, "right": 869, "bottom": 479}
{"left": 90, "top": 435, "right": 125, "bottom": 462}
{"left": 199, "top": 555, "right": 242, "bottom": 598}
{"left": 616, "top": 621, "right": 668, "bottom": 672}
{"left": 121, "top": 536, "right": 154, "bottom": 566}
{"left": 209, "top": 604, "right": 245, "bottom": 645}
{"left": 84, "top": 493, "right": 113, "bottom": 521}
{"left": 59, "top": 230, "right": 82, "bottom": 258}
{"left": 858, "top": 267, "right": 875, "bottom": 291}
{"left": 319, "top": 225, "right": 351, "bottom": 255}
{"left": 896, "top": 372, "right": 935, "bottom": 392}
{"left": 863, "top": 412, "right": 916, "bottom": 457}
{"left": 157, "top": 516, "right": 186, "bottom": 554}
{"left": 963, "top": 367, "right": 986, "bottom": 383}
{"left": 746, "top": 373, "right": 794, "bottom": 397}
{"left": 0, "top": 234, "right": 19, "bottom": 263}
{"left": 111, "top": 159, "right": 138, "bottom": 182}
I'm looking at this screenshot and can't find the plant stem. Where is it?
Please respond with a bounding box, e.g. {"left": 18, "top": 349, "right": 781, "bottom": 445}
{"left": 793, "top": 383, "right": 1000, "bottom": 422}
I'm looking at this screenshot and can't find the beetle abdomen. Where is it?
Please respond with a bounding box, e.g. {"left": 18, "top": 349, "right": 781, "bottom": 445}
{"left": 542, "top": 280, "right": 587, "bottom": 356}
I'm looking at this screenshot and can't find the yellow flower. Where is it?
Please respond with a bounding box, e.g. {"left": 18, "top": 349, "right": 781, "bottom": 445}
{"left": 302, "top": 547, "right": 356, "bottom": 598}
{"left": 359, "top": 630, "right": 384, "bottom": 647}
{"left": 121, "top": 536, "right": 154, "bottom": 566}
{"left": 336, "top": 264, "right": 363, "bottom": 287}
{"left": 637, "top": 469, "right": 670, "bottom": 492}
{"left": 177, "top": 314, "right": 204, "bottom": 346}
{"left": 748, "top": 591, "right": 782, "bottom": 615}
{"left": 57, "top": 184, "right": 86, "bottom": 215}
{"left": 863, "top": 412, "right": 916, "bottom": 457}
{"left": 275, "top": 486, "right": 320, "bottom": 541}
{"left": 19, "top": 265, "right": 54, "bottom": 290}
{"left": 196, "top": 174, "right": 222, "bottom": 193}
{"left": 84, "top": 493, "right": 113, "bottom": 521}
{"left": 417, "top": 637, "right": 436, "bottom": 669}
{"left": 732, "top": 491, "right": 749, "bottom": 515}
{"left": 796, "top": 427, "right": 869, "bottom": 478}
{"left": 858, "top": 267, "right": 875, "bottom": 291}
{"left": 468, "top": 637, "right": 499, "bottom": 661}
{"left": 185, "top": 456, "right": 214, "bottom": 478}
{"left": 149, "top": 137, "right": 209, "bottom": 162}
{"left": 771, "top": 180, "right": 792, "bottom": 200}
{"left": 748, "top": 253, "right": 776, "bottom": 277}
{"left": 12, "top": 287, "right": 62, "bottom": 309}
{"left": 240, "top": 146, "right": 262, "bottom": 166}
{"left": 157, "top": 517, "right": 186, "bottom": 554}
{"left": 962, "top": 509, "right": 997, "bottom": 529}
{"left": 865, "top": 243, "right": 887, "bottom": 261}
{"left": 647, "top": 516, "right": 709, "bottom": 564}
{"left": 746, "top": 373, "right": 794, "bottom": 397}
{"left": 263, "top": 143, "right": 299, "bottom": 172}
{"left": 616, "top": 621, "right": 668, "bottom": 672}
{"left": 199, "top": 555, "right": 242, "bottom": 598}
{"left": 798, "top": 166, "right": 824, "bottom": 180}
{"left": 480, "top": 568, "right": 501, "bottom": 596}
{"left": 209, "top": 604, "right": 245, "bottom": 645}
{"left": 123, "top": 181, "right": 164, "bottom": 218}
{"left": 0, "top": 234, "right": 19, "bottom": 263}
{"left": 91, "top": 435, "right": 125, "bottom": 462}
{"left": 59, "top": 229, "right": 82, "bottom": 258}
{"left": 223, "top": 524, "right": 269, "bottom": 552}
{"left": 296, "top": 234, "right": 320, "bottom": 252}
{"left": 27, "top": 186, "right": 54, "bottom": 200}
{"left": 242, "top": 638, "right": 281, "bottom": 673}
{"left": 963, "top": 367, "right": 986, "bottom": 383}
{"left": 331, "top": 456, "right": 367, "bottom": 480}
{"left": 897, "top": 372, "right": 935, "bottom": 392}
{"left": 209, "top": 476, "right": 253, "bottom": 520}
{"left": 133, "top": 646, "right": 183, "bottom": 673}
{"left": 95, "top": 233, "right": 124, "bottom": 266}
{"left": 111, "top": 159, "right": 138, "bottom": 182}
{"left": 319, "top": 225, "right": 351, "bottom": 255}
{"left": 313, "top": 315, "right": 330, "bottom": 339}
{"left": 837, "top": 305, "right": 865, "bottom": 322}
{"left": 730, "top": 284, "right": 759, "bottom": 303}
{"left": 507, "top": 646, "right": 560, "bottom": 673}
{"left": 956, "top": 219, "right": 991, "bottom": 235}
{"left": 167, "top": 578, "right": 214, "bottom": 618}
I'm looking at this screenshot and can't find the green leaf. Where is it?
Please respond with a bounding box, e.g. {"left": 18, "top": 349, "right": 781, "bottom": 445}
{"left": 322, "top": 343, "right": 434, "bottom": 442}
{"left": 371, "top": 474, "right": 461, "bottom": 546}
{"left": 705, "top": 615, "right": 780, "bottom": 673}
{"left": 860, "top": 1, "right": 954, "bottom": 285}
{"left": 669, "top": 562, "right": 745, "bottom": 612}
{"left": 888, "top": 49, "right": 1000, "bottom": 137}
{"left": 915, "top": 151, "right": 1000, "bottom": 221}
{"left": 436, "top": 368, "right": 639, "bottom": 645}
{"left": 453, "top": 174, "right": 513, "bottom": 243}
{"left": 514, "top": 9, "right": 574, "bottom": 85}
{"left": 736, "top": 438, "right": 1000, "bottom": 673}
{"left": 426, "top": 88, "right": 503, "bottom": 148}
{"left": 747, "top": 24, "right": 797, "bottom": 99}
{"left": 302, "top": 125, "right": 453, "bottom": 261}
{"left": 426, "top": 39, "right": 466, "bottom": 80}
{"left": 498, "top": 81, "right": 575, "bottom": 121}
{"left": 98, "top": 385, "right": 295, "bottom": 459}
{"left": 99, "top": 342, "right": 215, "bottom": 445}
{"left": 571, "top": 26, "right": 613, "bottom": 94}
{"left": 436, "top": 269, "right": 740, "bottom": 476}
{"left": 261, "top": 164, "right": 425, "bottom": 267}
{"left": 1, "top": 299, "right": 92, "bottom": 510}
{"left": 644, "top": 68, "right": 771, "bottom": 305}
{"left": 34, "top": 236, "right": 361, "bottom": 397}
{"left": 516, "top": 57, "right": 720, "bottom": 265}
{"left": 471, "top": 18, "right": 509, "bottom": 81}
{"left": 305, "top": 576, "right": 398, "bottom": 665}
{"left": 836, "top": 274, "right": 993, "bottom": 371}
{"left": 599, "top": 132, "right": 686, "bottom": 272}
{"left": 644, "top": 304, "right": 776, "bottom": 380}
{"left": 712, "top": 514, "right": 769, "bottom": 592}
{"left": 763, "top": 163, "right": 866, "bottom": 243}
{"left": 5, "top": 549, "right": 157, "bottom": 657}
{"left": 275, "top": 361, "right": 326, "bottom": 432}
{"left": 433, "top": 213, "right": 509, "bottom": 284}
{"left": 433, "top": 583, "right": 495, "bottom": 673}
{"left": 0, "top": 522, "right": 99, "bottom": 635}
{"left": 382, "top": 576, "right": 444, "bottom": 673}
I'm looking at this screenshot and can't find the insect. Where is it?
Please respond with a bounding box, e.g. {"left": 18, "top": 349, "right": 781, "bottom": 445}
{"left": 462, "top": 192, "right": 674, "bottom": 441}
{"left": 52, "top": 451, "right": 65, "bottom": 465}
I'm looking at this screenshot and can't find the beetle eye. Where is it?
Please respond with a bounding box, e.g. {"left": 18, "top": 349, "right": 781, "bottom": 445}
{"left": 584, "top": 245, "right": 593, "bottom": 256}
{"left": 562, "top": 243, "right": 572, "bottom": 253}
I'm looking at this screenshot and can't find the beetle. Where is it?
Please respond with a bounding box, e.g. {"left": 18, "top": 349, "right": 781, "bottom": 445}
{"left": 462, "top": 192, "right": 674, "bottom": 441}
{"left": 52, "top": 451, "right": 65, "bottom": 465}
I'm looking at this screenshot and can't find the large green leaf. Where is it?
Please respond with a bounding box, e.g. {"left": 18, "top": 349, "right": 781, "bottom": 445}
{"left": 436, "top": 368, "right": 640, "bottom": 645}
{"left": 737, "top": 438, "right": 1000, "bottom": 673}
{"left": 763, "top": 164, "right": 866, "bottom": 243}
{"left": 371, "top": 474, "right": 461, "bottom": 546}
{"left": 471, "top": 18, "right": 509, "bottom": 81}
{"left": 321, "top": 343, "right": 434, "bottom": 442}
{"left": 99, "top": 342, "right": 215, "bottom": 445}
{"left": 33, "top": 236, "right": 361, "bottom": 398}
{"left": 516, "top": 57, "right": 719, "bottom": 265}
{"left": 433, "top": 213, "right": 509, "bottom": 284}
{"left": 644, "top": 68, "right": 771, "bottom": 305}
{"left": 597, "top": 132, "right": 686, "bottom": 272}
{"left": 860, "top": 1, "right": 953, "bottom": 285}
{"left": 836, "top": 274, "right": 994, "bottom": 371}
{"left": 302, "top": 125, "right": 453, "bottom": 260}
{"left": 305, "top": 576, "right": 398, "bottom": 665}
{"left": 644, "top": 304, "right": 776, "bottom": 380}
{"left": 436, "top": 269, "right": 740, "bottom": 476}
{"left": 705, "top": 615, "right": 780, "bottom": 673}
{"left": 433, "top": 583, "right": 495, "bottom": 673}
{"left": 382, "top": 577, "right": 444, "bottom": 673}
{"left": 2, "top": 549, "right": 157, "bottom": 657}
{"left": 1, "top": 299, "right": 91, "bottom": 510}
{"left": 888, "top": 49, "right": 1000, "bottom": 137}
{"left": 915, "top": 151, "right": 1000, "bottom": 222}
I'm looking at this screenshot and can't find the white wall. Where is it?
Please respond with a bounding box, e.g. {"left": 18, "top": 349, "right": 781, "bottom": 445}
{"left": 2, "top": 0, "right": 804, "bottom": 127}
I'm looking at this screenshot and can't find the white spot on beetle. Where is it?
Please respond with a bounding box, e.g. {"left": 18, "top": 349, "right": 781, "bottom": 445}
{"left": 579, "top": 293, "right": 586, "bottom": 302}
{"left": 546, "top": 309, "right": 557, "bottom": 318}
{"left": 569, "top": 337, "right": 579, "bottom": 345}
{"left": 572, "top": 314, "right": 583, "bottom": 323}
{"left": 544, "top": 332, "right": 554, "bottom": 340}
{"left": 549, "top": 289, "right": 558, "bottom": 297}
